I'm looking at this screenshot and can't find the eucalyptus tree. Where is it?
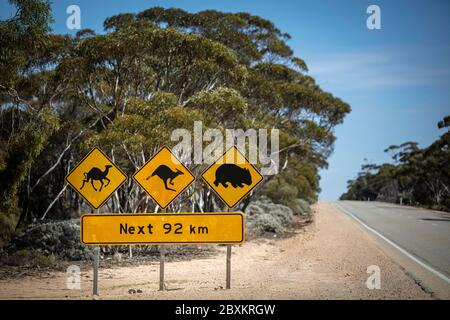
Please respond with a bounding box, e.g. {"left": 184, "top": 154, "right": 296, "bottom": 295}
{"left": 0, "top": 0, "right": 65, "bottom": 245}
{"left": 1, "top": 4, "right": 351, "bottom": 246}
{"left": 342, "top": 116, "right": 450, "bottom": 210}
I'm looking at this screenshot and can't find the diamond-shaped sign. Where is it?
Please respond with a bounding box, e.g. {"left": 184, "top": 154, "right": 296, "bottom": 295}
{"left": 133, "top": 146, "right": 195, "bottom": 209}
{"left": 65, "top": 147, "right": 127, "bottom": 209}
{"left": 201, "top": 145, "right": 264, "bottom": 208}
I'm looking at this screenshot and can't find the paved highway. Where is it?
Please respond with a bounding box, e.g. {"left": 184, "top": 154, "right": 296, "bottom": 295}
{"left": 335, "top": 201, "right": 450, "bottom": 297}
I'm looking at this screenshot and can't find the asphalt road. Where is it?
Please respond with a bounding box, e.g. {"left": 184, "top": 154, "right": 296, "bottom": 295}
{"left": 335, "top": 201, "right": 450, "bottom": 296}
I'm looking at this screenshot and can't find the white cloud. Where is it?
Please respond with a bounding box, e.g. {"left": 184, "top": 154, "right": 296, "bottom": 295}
{"left": 307, "top": 46, "right": 450, "bottom": 91}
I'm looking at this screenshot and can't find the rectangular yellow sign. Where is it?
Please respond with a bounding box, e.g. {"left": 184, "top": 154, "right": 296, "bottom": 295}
{"left": 81, "top": 213, "right": 244, "bottom": 245}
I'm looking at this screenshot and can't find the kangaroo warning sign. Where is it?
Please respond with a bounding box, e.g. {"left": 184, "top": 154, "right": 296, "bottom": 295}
{"left": 81, "top": 213, "right": 244, "bottom": 245}
{"left": 133, "top": 146, "right": 195, "bottom": 209}
{"left": 202, "top": 146, "right": 263, "bottom": 208}
{"left": 65, "top": 147, "right": 127, "bottom": 209}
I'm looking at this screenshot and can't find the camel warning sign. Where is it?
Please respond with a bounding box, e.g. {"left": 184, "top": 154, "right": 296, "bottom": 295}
{"left": 133, "top": 146, "right": 195, "bottom": 209}
{"left": 201, "top": 146, "right": 263, "bottom": 208}
{"left": 81, "top": 213, "right": 244, "bottom": 245}
{"left": 65, "top": 147, "right": 127, "bottom": 209}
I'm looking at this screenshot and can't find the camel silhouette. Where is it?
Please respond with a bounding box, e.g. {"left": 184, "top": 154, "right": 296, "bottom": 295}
{"left": 146, "top": 165, "right": 184, "bottom": 192}
{"left": 80, "top": 165, "right": 112, "bottom": 192}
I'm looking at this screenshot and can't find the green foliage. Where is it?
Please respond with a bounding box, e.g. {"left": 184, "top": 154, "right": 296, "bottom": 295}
{"left": 249, "top": 214, "right": 284, "bottom": 234}
{"left": 0, "top": 4, "right": 350, "bottom": 247}
{"left": 0, "top": 0, "right": 52, "bottom": 88}
{"left": 245, "top": 199, "right": 294, "bottom": 235}
{"left": 262, "top": 157, "right": 319, "bottom": 205}
{"left": 0, "top": 1, "right": 57, "bottom": 243}
{"left": 0, "top": 108, "right": 59, "bottom": 245}
{"left": 264, "top": 178, "right": 298, "bottom": 204}
{"left": 0, "top": 248, "right": 58, "bottom": 267}
{"left": 288, "top": 199, "right": 312, "bottom": 216}
{"left": 189, "top": 87, "right": 247, "bottom": 126}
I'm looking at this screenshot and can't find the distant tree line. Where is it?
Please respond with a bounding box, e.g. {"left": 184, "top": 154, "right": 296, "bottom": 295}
{"left": 0, "top": 1, "right": 350, "bottom": 246}
{"left": 341, "top": 116, "right": 450, "bottom": 211}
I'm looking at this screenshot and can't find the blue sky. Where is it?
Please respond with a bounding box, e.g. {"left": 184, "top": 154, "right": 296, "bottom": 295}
{"left": 2, "top": 0, "right": 449, "bottom": 200}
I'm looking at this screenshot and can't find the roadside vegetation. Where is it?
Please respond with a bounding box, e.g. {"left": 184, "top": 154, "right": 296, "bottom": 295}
{"left": 0, "top": 1, "right": 349, "bottom": 259}
{"left": 341, "top": 116, "right": 450, "bottom": 212}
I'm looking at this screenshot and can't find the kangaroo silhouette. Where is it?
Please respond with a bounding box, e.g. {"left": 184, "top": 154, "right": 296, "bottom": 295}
{"left": 147, "top": 165, "right": 184, "bottom": 192}
{"left": 80, "top": 165, "right": 112, "bottom": 192}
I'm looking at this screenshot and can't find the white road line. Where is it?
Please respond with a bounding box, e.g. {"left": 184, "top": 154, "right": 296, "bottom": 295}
{"left": 334, "top": 202, "right": 450, "bottom": 285}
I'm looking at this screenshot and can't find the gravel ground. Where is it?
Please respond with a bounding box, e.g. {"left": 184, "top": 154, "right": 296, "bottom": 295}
{"left": 0, "top": 202, "right": 432, "bottom": 299}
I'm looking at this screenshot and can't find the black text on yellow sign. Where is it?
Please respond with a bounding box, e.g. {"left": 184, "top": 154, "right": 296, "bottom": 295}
{"left": 65, "top": 147, "right": 127, "bottom": 209}
{"left": 133, "top": 146, "right": 195, "bottom": 209}
{"left": 81, "top": 213, "right": 244, "bottom": 245}
{"left": 202, "top": 146, "right": 264, "bottom": 208}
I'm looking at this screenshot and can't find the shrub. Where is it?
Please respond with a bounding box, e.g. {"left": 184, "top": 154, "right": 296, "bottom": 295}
{"left": 262, "top": 178, "right": 298, "bottom": 205}
{"left": 249, "top": 214, "right": 284, "bottom": 234}
{"left": 245, "top": 198, "right": 294, "bottom": 236}
{"left": 0, "top": 249, "right": 58, "bottom": 267}
{"left": 288, "top": 198, "right": 312, "bottom": 216}
{"left": 10, "top": 219, "right": 93, "bottom": 260}
{"left": 34, "top": 253, "right": 57, "bottom": 267}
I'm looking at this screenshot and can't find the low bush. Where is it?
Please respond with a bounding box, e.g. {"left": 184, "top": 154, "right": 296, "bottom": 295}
{"left": 249, "top": 214, "right": 284, "bottom": 234}
{"left": 245, "top": 198, "right": 294, "bottom": 236}
{"left": 0, "top": 248, "right": 58, "bottom": 267}
{"left": 9, "top": 219, "right": 93, "bottom": 260}
{"left": 288, "top": 198, "right": 312, "bottom": 216}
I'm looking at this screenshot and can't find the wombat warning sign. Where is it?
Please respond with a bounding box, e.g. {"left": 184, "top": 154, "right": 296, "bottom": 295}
{"left": 133, "top": 146, "right": 195, "bottom": 209}
{"left": 214, "top": 164, "right": 252, "bottom": 188}
{"left": 202, "top": 146, "right": 263, "bottom": 208}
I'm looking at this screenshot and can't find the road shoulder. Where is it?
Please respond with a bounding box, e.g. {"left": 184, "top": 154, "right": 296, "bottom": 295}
{"left": 334, "top": 201, "right": 450, "bottom": 299}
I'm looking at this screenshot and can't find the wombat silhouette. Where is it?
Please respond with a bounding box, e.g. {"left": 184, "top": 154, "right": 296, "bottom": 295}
{"left": 80, "top": 165, "right": 112, "bottom": 192}
{"left": 214, "top": 164, "right": 252, "bottom": 188}
{"left": 147, "top": 165, "right": 184, "bottom": 192}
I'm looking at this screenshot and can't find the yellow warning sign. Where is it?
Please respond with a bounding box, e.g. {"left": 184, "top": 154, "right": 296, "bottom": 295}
{"left": 133, "top": 146, "right": 195, "bottom": 209}
{"left": 201, "top": 145, "right": 264, "bottom": 208}
{"left": 81, "top": 213, "right": 244, "bottom": 245}
{"left": 65, "top": 147, "right": 127, "bottom": 209}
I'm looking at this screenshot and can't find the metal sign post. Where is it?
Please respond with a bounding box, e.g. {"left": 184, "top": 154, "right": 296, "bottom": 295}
{"left": 132, "top": 146, "right": 195, "bottom": 292}
{"left": 159, "top": 246, "right": 166, "bottom": 291}
{"left": 80, "top": 212, "right": 244, "bottom": 291}
{"left": 66, "top": 147, "right": 128, "bottom": 298}
{"left": 201, "top": 146, "right": 263, "bottom": 289}
{"left": 93, "top": 246, "right": 99, "bottom": 295}
{"left": 74, "top": 145, "right": 253, "bottom": 294}
{"left": 92, "top": 208, "right": 99, "bottom": 296}
{"left": 159, "top": 208, "right": 166, "bottom": 291}
{"left": 226, "top": 244, "right": 232, "bottom": 289}
{"left": 226, "top": 206, "right": 233, "bottom": 289}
